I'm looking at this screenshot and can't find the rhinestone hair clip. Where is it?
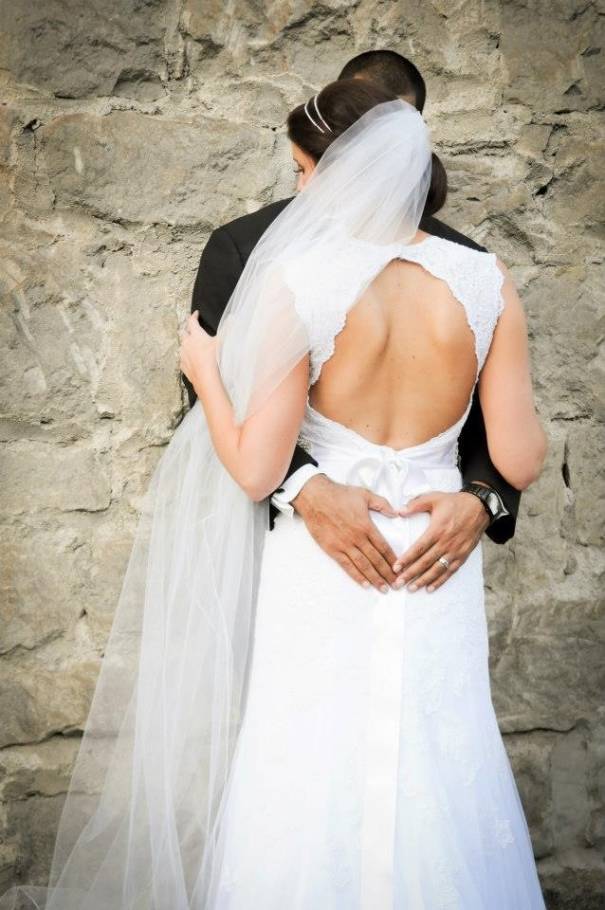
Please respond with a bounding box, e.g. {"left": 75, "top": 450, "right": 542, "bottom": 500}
{"left": 303, "top": 94, "right": 333, "bottom": 134}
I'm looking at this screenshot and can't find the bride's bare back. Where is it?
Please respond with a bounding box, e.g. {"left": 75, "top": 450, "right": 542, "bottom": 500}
{"left": 227, "top": 234, "right": 545, "bottom": 502}
{"left": 310, "top": 251, "right": 477, "bottom": 450}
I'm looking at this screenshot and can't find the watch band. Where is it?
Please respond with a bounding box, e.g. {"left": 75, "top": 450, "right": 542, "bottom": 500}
{"left": 460, "top": 482, "right": 509, "bottom": 525}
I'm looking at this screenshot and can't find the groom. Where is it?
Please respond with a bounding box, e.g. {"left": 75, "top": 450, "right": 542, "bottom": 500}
{"left": 185, "top": 50, "right": 520, "bottom": 593}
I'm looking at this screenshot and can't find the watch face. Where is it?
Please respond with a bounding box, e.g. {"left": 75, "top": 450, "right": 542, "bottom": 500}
{"left": 486, "top": 491, "right": 499, "bottom": 516}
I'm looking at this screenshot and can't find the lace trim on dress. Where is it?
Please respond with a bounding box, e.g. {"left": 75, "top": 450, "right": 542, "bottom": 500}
{"left": 282, "top": 234, "right": 506, "bottom": 388}
{"left": 393, "top": 237, "right": 506, "bottom": 376}
{"left": 282, "top": 239, "right": 397, "bottom": 386}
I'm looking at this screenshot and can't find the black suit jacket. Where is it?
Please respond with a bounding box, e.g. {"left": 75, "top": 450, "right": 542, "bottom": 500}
{"left": 186, "top": 198, "right": 520, "bottom": 544}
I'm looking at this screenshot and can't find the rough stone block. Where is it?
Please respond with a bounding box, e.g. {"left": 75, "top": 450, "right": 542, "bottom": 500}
{"left": 34, "top": 111, "right": 275, "bottom": 227}
{"left": 2, "top": 439, "right": 111, "bottom": 515}
{"left": 0, "top": 0, "right": 168, "bottom": 99}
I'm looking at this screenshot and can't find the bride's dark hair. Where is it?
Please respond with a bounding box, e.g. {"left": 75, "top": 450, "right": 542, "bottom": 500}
{"left": 287, "top": 78, "right": 447, "bottom": 217}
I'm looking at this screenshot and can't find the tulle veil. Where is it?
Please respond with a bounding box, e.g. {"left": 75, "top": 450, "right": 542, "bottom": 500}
{"left": 0, "top": 98, "right": 431, "bottom": 909}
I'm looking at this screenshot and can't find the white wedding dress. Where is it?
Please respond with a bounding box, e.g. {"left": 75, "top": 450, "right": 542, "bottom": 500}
{"left": 207, "top": 235, "right": 547, "bottom": 909}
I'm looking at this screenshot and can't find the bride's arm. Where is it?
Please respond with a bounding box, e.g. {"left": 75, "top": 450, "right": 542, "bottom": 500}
{"left": 181, "top": 312, "right": 309, "bottom": 502}
{"left": 478, "top": 261, "right": 548, "bottom": 491}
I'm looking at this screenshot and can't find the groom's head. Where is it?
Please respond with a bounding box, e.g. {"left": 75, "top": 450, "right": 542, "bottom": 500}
{"left": 287, "top": 58, "right": 446, "bottom": 214}
{"left": 338, "top": 50, "right": 427, "bottom": 113}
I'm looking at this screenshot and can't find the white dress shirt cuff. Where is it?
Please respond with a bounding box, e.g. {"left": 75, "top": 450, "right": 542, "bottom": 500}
{"left": 270, "top": 465, "right": 324, "bottom": 517}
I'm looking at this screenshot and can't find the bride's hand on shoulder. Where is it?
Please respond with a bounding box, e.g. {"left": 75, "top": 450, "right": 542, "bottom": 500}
{"left": 179, "top": 310, "right": 218, "bottom": 387}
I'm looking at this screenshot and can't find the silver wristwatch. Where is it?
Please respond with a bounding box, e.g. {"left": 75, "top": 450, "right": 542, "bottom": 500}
{"left": 460, "top": 482, "right": 509, "bottom": 525}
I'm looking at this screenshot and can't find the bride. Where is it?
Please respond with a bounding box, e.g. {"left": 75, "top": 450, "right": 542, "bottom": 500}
{"left": 1, "top": 82, "right": 548, "bottom": 909}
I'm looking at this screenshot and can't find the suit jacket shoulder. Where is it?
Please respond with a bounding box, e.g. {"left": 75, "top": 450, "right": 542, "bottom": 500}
{"left": 220, "top": 197, "right": 294, "bottom": 263}
{"left": 218, "top": 201, "right": 484, "bottom": 262}
{"left": 420, "top": 214, "right": 486, "bottom": 252}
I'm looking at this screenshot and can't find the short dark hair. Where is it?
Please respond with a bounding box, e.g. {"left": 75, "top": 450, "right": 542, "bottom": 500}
{"left": 338, "top": 50, "right": 427, "bottom": 114}
{"left": 287, "top": 79, "right": 447, "bottom": 216}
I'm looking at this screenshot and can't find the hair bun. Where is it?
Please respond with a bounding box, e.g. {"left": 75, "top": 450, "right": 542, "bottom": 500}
{"left": 423, "top": 152, "right": 448, "bottom": 217}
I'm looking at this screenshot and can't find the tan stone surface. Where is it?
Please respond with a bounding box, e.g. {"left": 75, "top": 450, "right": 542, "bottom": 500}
{"left": 1, "top": 0, "right": 603, "bottom": 904}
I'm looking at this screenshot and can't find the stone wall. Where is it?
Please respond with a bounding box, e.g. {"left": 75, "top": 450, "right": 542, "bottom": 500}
{"left": 0, "top": 0, "right": 603, "bottom": 906}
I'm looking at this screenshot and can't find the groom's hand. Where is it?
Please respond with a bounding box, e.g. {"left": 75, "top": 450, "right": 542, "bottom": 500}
{"left": 392, "top": 491, "right": 489, "bottom": 592}
{"left": 291, "top": 475, "right": 399, "bottom": 592}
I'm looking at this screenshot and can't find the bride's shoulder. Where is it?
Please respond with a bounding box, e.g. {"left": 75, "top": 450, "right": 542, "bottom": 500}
{"left": 417, "top": 235, "right": 507, "bottom": 319}
{"left": 422, "top": 234, "right": 504, "bottom": 283}
{"left": 424, "top": 233, "right": 490, "bottom": 259}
